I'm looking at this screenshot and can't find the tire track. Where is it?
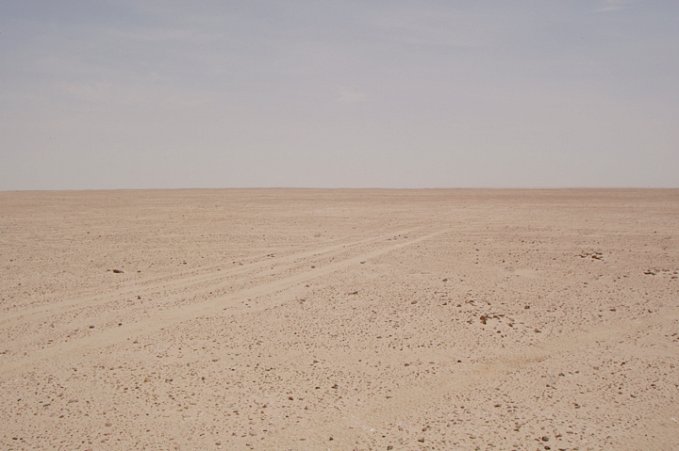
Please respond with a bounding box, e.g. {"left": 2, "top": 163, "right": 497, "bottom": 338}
{"left": 0, "top": 228, "right": 447, "bottom": 378}
{"left": 0, "top": 227, "right": 421, "bottom": 326}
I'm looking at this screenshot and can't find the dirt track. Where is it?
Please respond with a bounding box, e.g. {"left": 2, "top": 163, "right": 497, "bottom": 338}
{"left": 1, "top": 189, "right": 678, "bottom": 449}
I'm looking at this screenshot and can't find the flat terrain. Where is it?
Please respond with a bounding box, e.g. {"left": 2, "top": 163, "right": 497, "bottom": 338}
{"left": 1, "top": 189, "right": 678, "bottom": 450}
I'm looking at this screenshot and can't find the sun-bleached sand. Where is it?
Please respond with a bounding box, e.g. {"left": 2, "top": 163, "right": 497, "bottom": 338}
{"left": 1, "top": 189, "right": 678, "bottom": 450}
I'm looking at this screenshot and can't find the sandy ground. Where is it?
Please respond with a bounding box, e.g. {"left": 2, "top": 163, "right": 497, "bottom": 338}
{"left": 0, "top": 189, "right": 678, "bottom": 450}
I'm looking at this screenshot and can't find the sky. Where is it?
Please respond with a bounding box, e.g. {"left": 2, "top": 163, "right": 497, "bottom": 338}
{"left": 1, "top": 0, "right": 678, "bottom": 189}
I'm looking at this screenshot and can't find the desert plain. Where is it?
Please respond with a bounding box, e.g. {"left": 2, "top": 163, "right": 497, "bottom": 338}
{"left": 0, "top": 188, "right": 678, "bottom": 450}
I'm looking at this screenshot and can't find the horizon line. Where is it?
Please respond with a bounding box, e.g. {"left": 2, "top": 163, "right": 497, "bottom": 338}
{"left": 2, "top": 186, "right": 678, "bottom": 194}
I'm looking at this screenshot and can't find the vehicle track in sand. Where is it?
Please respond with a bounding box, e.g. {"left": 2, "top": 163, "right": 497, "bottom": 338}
{"left": 0, "top": 228, "right": 448, "bottom": 378}
{"left": 0, "top": 226, "right": 422, "bottom": 327}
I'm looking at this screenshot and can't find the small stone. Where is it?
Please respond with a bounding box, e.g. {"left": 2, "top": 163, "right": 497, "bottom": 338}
{"left": 112, "top": 269, "right": 124, "bottom": 274}
{"left": 541, "top": 436, "right": 549, "bottom": 442}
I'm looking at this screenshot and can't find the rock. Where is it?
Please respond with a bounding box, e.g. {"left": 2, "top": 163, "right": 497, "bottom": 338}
{"left": 112, "top": 269, "right": 124, "bottom": 274}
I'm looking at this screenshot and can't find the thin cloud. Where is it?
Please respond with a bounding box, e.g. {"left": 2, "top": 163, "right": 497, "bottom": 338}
{"left": 336, "top": 87, "right": 367, "bottom": 105}
{"left": 596, "top": 0, "right": 633, "bottom": 13}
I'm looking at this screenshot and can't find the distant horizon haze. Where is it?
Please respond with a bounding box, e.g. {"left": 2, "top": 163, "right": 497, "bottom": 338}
{"left": 1, "top": 1, "right": 678, "bottom": 190}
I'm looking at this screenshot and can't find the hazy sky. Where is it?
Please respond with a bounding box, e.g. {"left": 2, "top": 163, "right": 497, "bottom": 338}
{"left": 1, "top": 0, "right": 678, "bottom": 189}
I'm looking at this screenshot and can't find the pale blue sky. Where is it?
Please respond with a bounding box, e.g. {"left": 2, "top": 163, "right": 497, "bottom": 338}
{"left": 1, "top": 1, "right": 678, "bottom": 189}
